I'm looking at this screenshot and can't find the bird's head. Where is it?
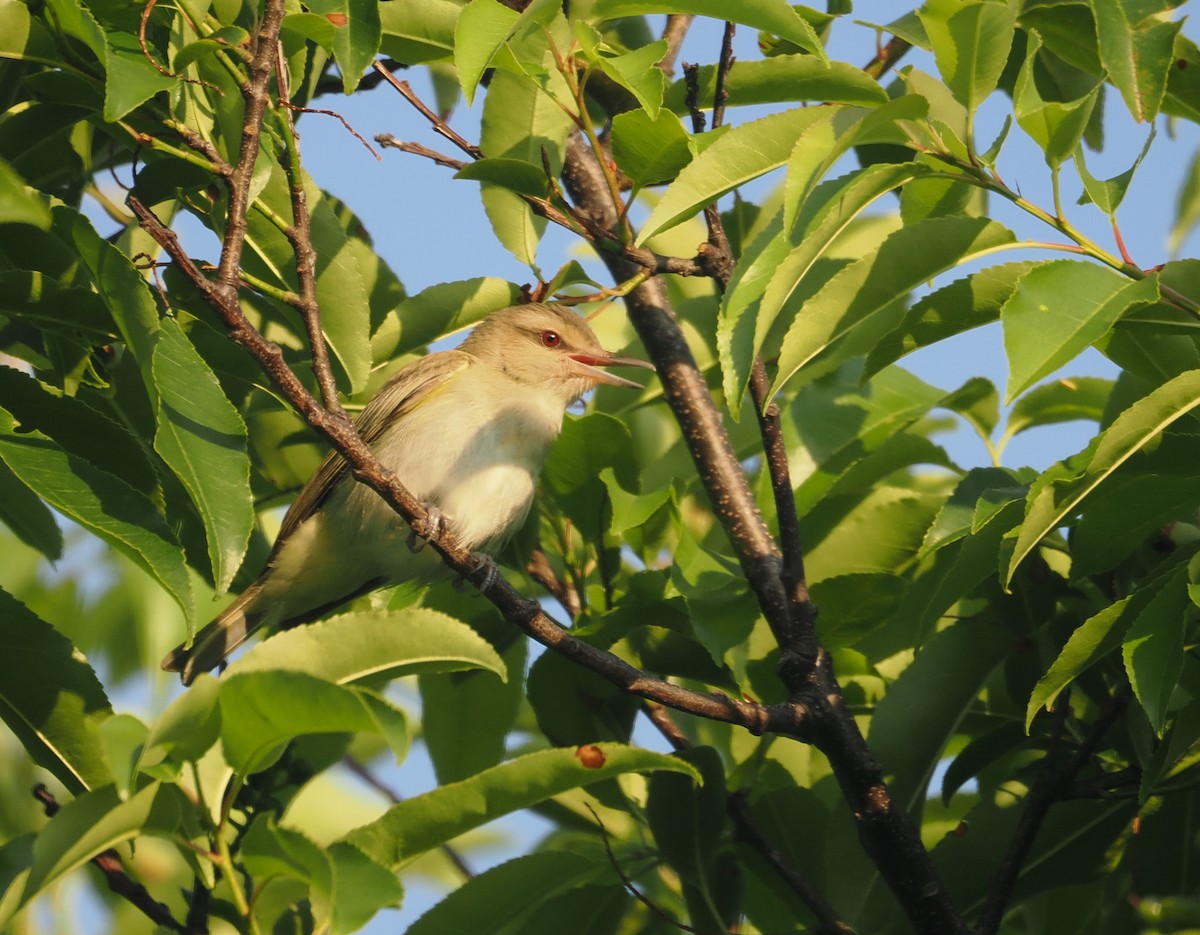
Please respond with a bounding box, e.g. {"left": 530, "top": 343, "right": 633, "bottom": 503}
{"left": 461, "top": 303, "right": 655, "bottom": 404}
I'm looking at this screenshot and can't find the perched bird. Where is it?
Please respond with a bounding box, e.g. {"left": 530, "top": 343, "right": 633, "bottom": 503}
{"left": 164, "top": 303, "right": 653, "bottom": 684}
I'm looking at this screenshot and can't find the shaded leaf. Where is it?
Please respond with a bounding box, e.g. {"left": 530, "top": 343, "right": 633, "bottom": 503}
{"left": 0, "top": 588, "right": 112, "bottom": 794}
{"left": 1008, "top": 370, "right": 1200, "bottom": 584}
{"left": 0, "top": 406, "right": 192, "bottom": 623}
{"left": 152, "top": 318, "right": 252, "bottom": 593}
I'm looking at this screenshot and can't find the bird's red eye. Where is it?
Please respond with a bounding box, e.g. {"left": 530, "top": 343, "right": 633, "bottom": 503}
{"left": 541, "top": 330, "right": 561, "bottom": 348}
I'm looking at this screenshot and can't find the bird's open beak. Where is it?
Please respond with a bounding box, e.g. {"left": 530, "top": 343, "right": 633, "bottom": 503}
{"left": 567, "top": 351, "right": 656, "bottom": 389}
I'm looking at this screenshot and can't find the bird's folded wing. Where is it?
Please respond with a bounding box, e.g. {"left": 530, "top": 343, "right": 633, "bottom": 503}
{"left": 271, "top": 350, "right": 473, "bottom": 548}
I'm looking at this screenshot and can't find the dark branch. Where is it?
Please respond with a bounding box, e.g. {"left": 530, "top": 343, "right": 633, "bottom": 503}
{"left": 274, "top": 41, "right": 348, "bottom": 419}
{"left": 864, "top": 36, "right": 912, "bottom": 82}
{"left": 33, "top": 785, "right": 187, "bottom": 933}
{"left": 213, "top": 0, "right": 286, "bottom": 301}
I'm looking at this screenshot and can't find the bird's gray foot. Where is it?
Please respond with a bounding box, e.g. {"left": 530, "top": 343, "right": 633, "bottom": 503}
{"left": 407, "top": 505, "right": 446, "bottom": 553}
{"left": 453, "top": 553, "right": 499, "bottom": 594}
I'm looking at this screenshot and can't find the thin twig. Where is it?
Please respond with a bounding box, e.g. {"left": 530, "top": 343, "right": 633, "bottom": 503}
{"left": 33, "top": 785, "right": 187, "bottom": 933}
{"left": 371, "top": 63, "right": 483, "bottom": 159}
{"left": 748, "top": 361, "right": 817, "bottom": 659}
{"left": 658, "top": 15, "right": 694, "bottom": 76}
{"left": 279, "top": 100, "right": 381, "bottom": 160}
{"left": 527, "top": 547, "right": 581, "bottom": 620}
{"left": 274, "top": 40, "right": 348, "bottom": 420}
{"left": 863, "top": 36, "right": 912, "bottom": 82}
{"left": 213, "top": 0, "right": 288, "bottom": 302}
{"left": 586, "top": 803, "right": 703, "bottom": 934}
{"left": 642, "top": 704, "right": 854, "bottom": 935}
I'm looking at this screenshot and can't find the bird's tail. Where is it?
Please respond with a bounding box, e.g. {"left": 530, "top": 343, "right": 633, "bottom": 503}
{"left": 162, "top": 583, "right": 267, "bottom": 685}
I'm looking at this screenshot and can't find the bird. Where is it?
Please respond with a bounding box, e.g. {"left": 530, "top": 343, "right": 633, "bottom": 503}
{"left": 163, "top": 302, "right": 653, "bottom": 684}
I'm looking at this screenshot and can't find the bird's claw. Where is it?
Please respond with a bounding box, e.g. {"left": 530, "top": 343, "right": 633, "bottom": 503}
{"left": 407, "top": 506, "right": 446, "bottom": 553}
{"left": 453, "top": 553, "right": 499, "bottom": 594}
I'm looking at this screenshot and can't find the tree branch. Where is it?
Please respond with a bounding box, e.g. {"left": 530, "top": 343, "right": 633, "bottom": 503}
{"left": 274, "top": 40, "right": 347, "bottom": 419}
{"left": 561, "top": 88, "right": 968, "bottom": 935}
{"left": 33, "top": 785, "right": 187, "bottom": 934}
{"left": 213, "top": 0, "right": 286, "bottom": 302}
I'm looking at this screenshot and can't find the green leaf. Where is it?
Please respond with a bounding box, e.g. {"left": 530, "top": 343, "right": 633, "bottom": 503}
{"left": 0, "top": 270, "right": 117, "bottom": 339}
{"left": 0, "top": 157, "right": 51, "bottom": 229}
{"left": 226, "top": 607, "right": 507, "bottom": 684}
{"left": 97, "top": 714, "right": 148, "bottom": 801}
{"left": 771, "top": 217, "right": 1015, "bottom": 397}
{"left": 809, "top": 573, "right": 908, "bottom": 649}
{"left": 941, "top": 721, "right": 1027, "bottom": 804}
{"left": 0, "top": 0, "right": 58, "bottom": 64}
{"left": 139, "top": 674, "right": 222, "bottom": 778}
{"left": 1001, "top": 261, "right": 1157, "bottom": 401}
{"left": 1014, "top": 31, "right": 1101, "bottom": 167}
{"left": 1072, "top": 470, "right": 1199, "bottom": 576}
{"left": 0, "top": 457, "right": 62, "bottom": 559}
{"left": 371, "top": 277, "right": 522, "bottom": 363}
{"left": 664, "top": 55, "right": 887, "bottom": 112}
{"left": 869, "top": 620, "right": 1013, "bottom": 810}
{"left": 0, "top": 588, "right": 112, "bottom": 794}
{"left": 455, "top": 158, "right": 550, "bottom": 197}
{"left": 379, "top": 0, "right": 458, "bottom": 61}
{"left": 596, "top": 39, "right": 669, "bottom": 117}
{"left": 1001, "top": 376, "right": 1113, "bottom": 444}
{"left": 420, "top": 639, "right": 525, "bottom": 783}
{"left": 1170, "top": 145, "right": 1200, "bottom": 256}
{"left": 1024, "top": 560, "right": 1187, "bottom": 729}
{"left": 53, "top": 206, "right": 160, "bottom": 378}
{"left": 646, "top": 747, "right": 727, "bottom": 932}
{"left": 0, "top": 407, "right": 192, "bottom": 623}
{"left": 933, "top": 794, "right": 1133, "bottom": 916}
{"left": 1093, "top": 0, "right": 1183, "bottom": 122}
{"left": 0, "top": 366, "right": 157, "bottom": 496}
{"left": 310, "top": 202, "right": 374, "bottom": 395}
{"left": 455, "top": 0, "right": 520, "bottom": 105}
{"left": 866, "top": 261, "right": 1038, "bottom": 379}
{"left": 1123, "top": 563, "right": 1190, "bottom": 735}
{"left": 600, "top": 467, "right": 673, "bottom": 535}
{"left": 479, "top": 62, "right": 574, "bottom": 267}
{"left": 152, "top": 318, "right": 252, "bottom": 593}
{"left": 102, "top": 31, "right": 178, "bottom": 122}
{"left": 10, "top": 783, "right": 179, "bottom": 921}
{"left": 1007, "top": 370, "right": 1200, "bottom": 584}
{"left": 611, "top": 109, "right": 693, "bottom": 191}
{"left": 543, "top": 411, "right": 637, "bottom": 497}
{"left": 407, "top": 851, "right": 619, "bottom": 935}
{"left": 591, "top": 0, "right": 827, "bottom": 60}
{"left": 241, "top": 817, "right": 403, "bottom": 934}
{"left": 219, "top": 670, "right": 407, "bottom": 774}
{"left": 918, "top": 0, "right": 1018, "bottom": 119}
{"left": 304, "top": 0, "right": 382, "bottom": 93}
{"left": 344, "top": 744, "right": 701, "bottom": 868}
{"left": 637, "top": 106, "right": 838, "bottom": 245}
{"left": 727, "top": 162, "right": 931, "bottom": 410}
{"left": 1075, "top": 125, "right": 1155, "bottom": 215}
